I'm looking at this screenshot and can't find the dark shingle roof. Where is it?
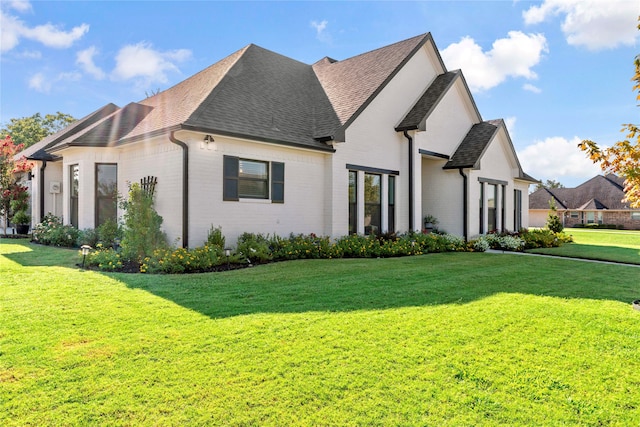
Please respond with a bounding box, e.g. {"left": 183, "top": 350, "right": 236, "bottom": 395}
{"left": 184, "top": 44, "right": 340, "bottom": 149}
{"left": 20, "top": 103, "right": 119, "bottom": 160}
{"left": 443, "top": 121, "right": 500, "bottom": 169}
{"left": 529, "top": 174, "right": 632, "bottom": 210}
{"left": 395, "top": 71, "right": 460, "bottom": 131}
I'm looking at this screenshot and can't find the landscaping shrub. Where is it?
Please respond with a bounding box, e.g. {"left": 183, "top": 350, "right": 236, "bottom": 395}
{"left": 236, "top": 232, "right": 272, "bottom": 264}
{"left": 97, "top": 218, "right": 122, "bottom": 248}
{"left": 119, "top": 183, "right": 168, "bottom": 260}
{"left": 77, "top": 228, "right": 99, "bottom": 247}
{"left": 85, "top": 245, "right": 123, "bottom": 271}
{"left": 141, "top": 246, "right": 233, "bottom": 274}
{"left": 32, "top": 213, "right": 79, "bottom": 247}
{"left": 546, "top": 200, "right": 564, "bottom": 233}
{"left": 519, "top": 229, "right": 572, "bottom": 249}
{"left": 206, "top": 225, "right": 225, "bottom": 249}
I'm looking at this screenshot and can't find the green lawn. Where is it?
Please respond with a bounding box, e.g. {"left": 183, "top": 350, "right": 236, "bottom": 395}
{"left": 2, "top": 239, "right": 640, "bottom": 425}
{"left": 528, "top": 228, "right": 640, "bottom": 264}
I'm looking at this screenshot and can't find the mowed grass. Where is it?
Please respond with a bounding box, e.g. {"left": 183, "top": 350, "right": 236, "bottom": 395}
{"left": 528, "top": 228, "right": 640, "bottom": 264}
{"left": 2, "top": 239, "right": 640, "bottom": 425}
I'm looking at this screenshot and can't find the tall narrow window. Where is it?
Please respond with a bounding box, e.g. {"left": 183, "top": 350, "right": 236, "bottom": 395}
{"left": 514, "top": 189, "right": 522, "bottom": 231}
{"left": 348, "top": 171, "right": 357, "bottom": 234}
{"left": 479, "top": 183, "right": 484, "bottom": 234}
{"left": 70, "top": 164, "right": 79, "bottom": 228}
{"left": 364, "top": 173, "right": 381, "bottom": 235}
{"left": 96, "top": 164, "right": 117, "bottom": 227}
{"left": 388, "top": 175, "right": 395, "bottom": 233}
{"left": 501, "top": 185, "right": 506, "bottom": 232}
{"left": 487, "top": 184, "right": 497, "bottom": 232}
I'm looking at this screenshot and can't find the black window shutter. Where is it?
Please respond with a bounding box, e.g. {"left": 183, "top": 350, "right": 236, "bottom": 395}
{"left": 223, "top": 156, "right": 239, "bottom": 201}
{"left": 271, "top": 162, "right": 285, "bottom": 203}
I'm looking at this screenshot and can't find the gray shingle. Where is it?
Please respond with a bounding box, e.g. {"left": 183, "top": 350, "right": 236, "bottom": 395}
{"left": 444, "top": 121, "right": 499, "bottom": 169}
{"left": 529, "top": 174, "right": 631, "bottom": 210}
{"left": 395, "top": 71, "right": 459, "bottom": 131}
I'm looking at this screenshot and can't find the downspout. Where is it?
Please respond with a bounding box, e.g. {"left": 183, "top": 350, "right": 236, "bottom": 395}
{"left": 403, "top": 130, "right": 414, "bottom": 231}
{"left": 169, "top": 131, "right": 189, "bottom": 248}
{"left": 39, "top": 160, "right": 47, "bottom": 222}
{"left": 458, "top": 168, "right": 468, "bottom": 241}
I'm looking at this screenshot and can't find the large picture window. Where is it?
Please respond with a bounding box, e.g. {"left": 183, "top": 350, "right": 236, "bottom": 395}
{"left": 364, "top": 173, "right": 381, "bottom": 235}
{"left": 70, "top": 164, "right": 79, "bottom": 228}
{"left": 223, "top": 156, "right": 284, "bottom": 203}
{"left": 95, "top": 164, "right": 117, "bottom": 227}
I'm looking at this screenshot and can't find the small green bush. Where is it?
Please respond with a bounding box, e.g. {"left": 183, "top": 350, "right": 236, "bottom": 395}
{"left": 206, "top": 225, "right": 226, "bottom": 249}
{"left": 236, "top": 232, "right": 272, "bottom": 264}
{"left": 77, "top": 228, "right": 99, "bottom": 247}
{"left": 120, "top": 183, "right": 168, "bottom": 260}
{"left": 85, "top": 245, "right": 123, "bottom": 271}
{"left": 97, "top": 218, "right": 121, "bottom": 248}
{"left": 32, "top": 213, "right": 79, "bottom": 247}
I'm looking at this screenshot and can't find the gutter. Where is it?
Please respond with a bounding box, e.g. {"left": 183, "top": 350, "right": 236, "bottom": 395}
{"left": 169, "top": 132, "right": 189, "bottom": 248}
{"left": 458, "top": 168, "right": 468, "bottom": 241}
{"left": 402, "top": 131, "right": 414, "bottom": 231}
{"left": 39, "top": 161, "right": 47, "bottom": 222}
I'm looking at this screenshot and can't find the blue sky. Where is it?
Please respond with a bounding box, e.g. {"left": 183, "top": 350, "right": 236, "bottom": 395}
{"left": 1, "top": 0, "right": 638, "bottom": 187}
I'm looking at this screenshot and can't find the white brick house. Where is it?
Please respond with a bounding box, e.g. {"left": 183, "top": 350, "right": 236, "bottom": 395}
{"left": 21, "top": 33, "right": 536, "bottom": 247}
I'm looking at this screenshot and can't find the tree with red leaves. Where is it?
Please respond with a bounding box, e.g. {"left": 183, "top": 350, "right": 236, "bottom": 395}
{"left": 1, "top": 135, "right": 33, "bottom": 235}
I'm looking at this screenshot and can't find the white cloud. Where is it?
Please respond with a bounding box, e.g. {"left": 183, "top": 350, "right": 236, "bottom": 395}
{"left": 0, "top": 8, "right": 88, "bottom": 52}
{"left": 523, "top": 83, "right": 542, "bottom": 93}
{"left": 311, "top": 20, "right": 331, "bottom": 43}
{"left": 523, "top": 0, "right": 639, "bottom": 50}
{"left": 27, "top": 69, "right": 82, "bottom": 93}
{"left": 16, "top": 49, "right": 40, "bottom": 59}
{"left": 111, "top": 42, "right": 191, "bottom": 85}
{"left": 518, "top": 136, "right": 602, "bottom": 183}
{"left": 441, "top": 31, "right": 548, "bottom": 92}
{"left": 7, "top": 0, "right": 32, "bottom": 13}
{"left": 76, "top": 46, "right": 105, "bottom": 79}
{"left": 28, "top": 72, "right": 49, "bottom": 93}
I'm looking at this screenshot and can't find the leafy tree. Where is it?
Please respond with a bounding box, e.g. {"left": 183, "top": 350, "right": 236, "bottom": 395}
{"left": 1, "top": 135, "right": 32, "bottom": 234}
{"left": 579, "top": 18, "right": 640, "bottom": 208}
{"left": 0, "top": 112, "right": 75, "bottom": 149}
{"left": 535, "top": 179, "right": 565, "bottom": 191}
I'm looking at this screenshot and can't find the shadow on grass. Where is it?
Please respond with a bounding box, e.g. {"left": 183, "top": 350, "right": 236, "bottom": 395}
{"left": 528, "top": 243, "right": 640, "bottom": 265}
{"left": 1, "top": 238, "right": 79, "bottom": 269}
{"left": 4, "top": 240, "right": 639, "bottom": 319}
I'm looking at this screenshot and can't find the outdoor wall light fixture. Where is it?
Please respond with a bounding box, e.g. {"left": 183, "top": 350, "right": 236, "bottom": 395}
{"left": 203, "top": 135, "right": 215, "bottom": 144}
{"left": 80, "top": 245, "right": 92, "bottom": 269}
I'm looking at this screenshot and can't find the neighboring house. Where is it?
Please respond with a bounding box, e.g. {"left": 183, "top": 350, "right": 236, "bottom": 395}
{"left": 529, "top": 174, "right": 640, "bottom": 229}
{"left": 20, "top": 33, "right": 536, "bottom": 248}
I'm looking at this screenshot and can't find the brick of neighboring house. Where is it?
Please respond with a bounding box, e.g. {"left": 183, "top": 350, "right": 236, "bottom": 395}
{"left": 562, "top": 210, "right": 640, "bottom": 230}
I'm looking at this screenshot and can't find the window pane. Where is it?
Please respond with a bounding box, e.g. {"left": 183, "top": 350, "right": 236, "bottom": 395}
{"left": 96, "top": 164, "right": 117, "bottom": 227}
{"left": 388, "top": 175, "right": 395, "bottom": 233}
{"left": 239, "top": 180, "right": 268, "bottom": 198}
{"left": 97, "top": 164, "right": 117, "bottom": 197}
{"left": 71, "top": 165, "right": 79, "bottom": 197}
{"left": 349, "top": 171, "right": 357, "bottom": 234}
{"left": 239, "top": 160, "right": 267, "bottom": 179}
{"left": 364, "top": 173, "right": 381, "bottom": 234}
{"left": 488, "top": 184, "right": 497, "bottom": 231}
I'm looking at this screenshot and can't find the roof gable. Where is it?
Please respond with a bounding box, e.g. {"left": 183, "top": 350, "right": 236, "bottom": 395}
{"left": 313, "top": 33, "right": 441, "bottom": 140}
{"left": 21, "top": 103, "right": 119, "bottom": 160}
{"left": 529, "top": 174, "right": 631, "bottom": 210}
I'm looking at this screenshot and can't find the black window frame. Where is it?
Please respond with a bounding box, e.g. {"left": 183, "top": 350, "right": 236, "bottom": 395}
{"left": 223, "top": 155, "right": 284, "bottom": 203}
